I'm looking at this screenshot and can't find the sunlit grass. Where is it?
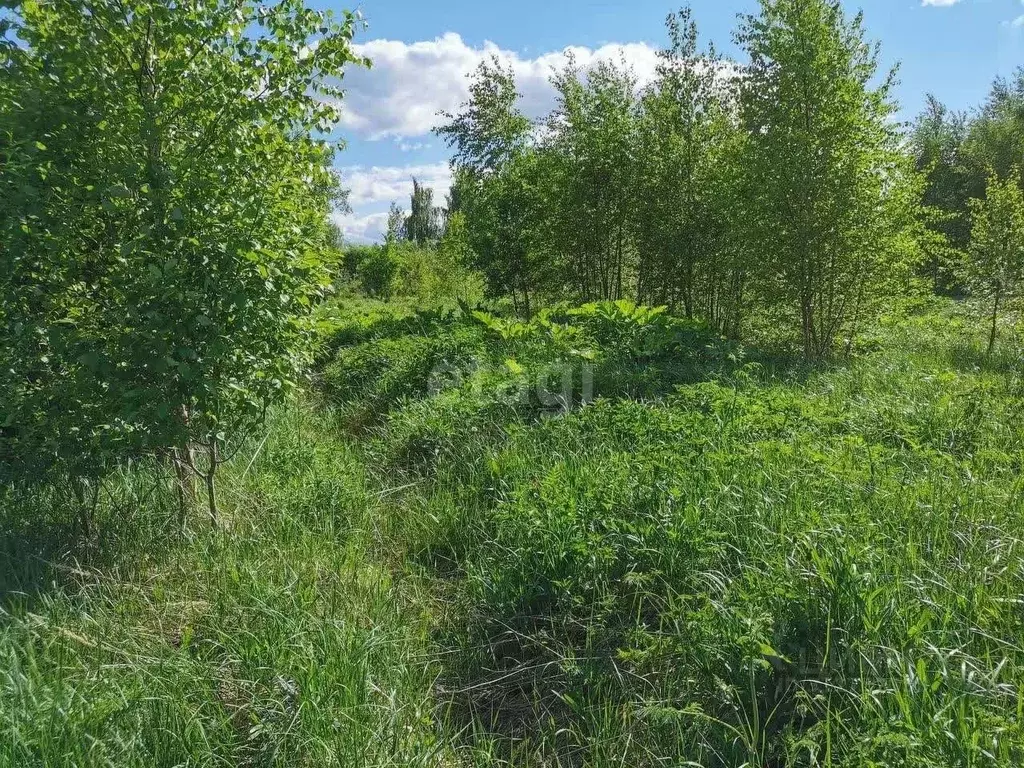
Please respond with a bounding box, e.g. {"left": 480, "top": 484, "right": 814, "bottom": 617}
{"left": 2, "top": 298, "right": 1023, "bottom": 767}
{"left": 0, "top": 406, "right": 446, "bottom": 767}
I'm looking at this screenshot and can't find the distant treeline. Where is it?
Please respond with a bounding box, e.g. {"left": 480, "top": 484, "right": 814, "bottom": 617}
{"left": 370, "top": 2, "right": 1024, "bottom": 360}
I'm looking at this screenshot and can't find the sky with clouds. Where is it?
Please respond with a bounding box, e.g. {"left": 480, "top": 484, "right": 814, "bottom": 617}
{"left": 330, "top": 0, "right": 1024, "bottom": 244}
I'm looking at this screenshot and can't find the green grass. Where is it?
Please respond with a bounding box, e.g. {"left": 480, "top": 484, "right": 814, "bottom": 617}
{"left": 3, "top": 298, "right": 1024, "bottom": 766}
{"left": 0, "top": 406, "right": 445, "bottom": 767}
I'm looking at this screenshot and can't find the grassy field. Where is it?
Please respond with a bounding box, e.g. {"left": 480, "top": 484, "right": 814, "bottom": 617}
{"left": 2, "top": 298, "right": 1024, "bottom": 767}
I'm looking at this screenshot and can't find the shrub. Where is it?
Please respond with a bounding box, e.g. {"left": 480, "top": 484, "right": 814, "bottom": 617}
{"left": 357, "top": 248, "right": 399, "bottom": 299}
{"left": 0, "top": 1, "right": 364, "bottom": 519}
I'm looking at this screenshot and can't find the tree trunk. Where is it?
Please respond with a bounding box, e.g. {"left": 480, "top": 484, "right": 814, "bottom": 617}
{"left": 988, "top": 286, "right": 1001, "bottom": 356}
{"left": 174, "top": 404, "right": 196, "bottom": 528}
{"left": 71, "top": 477, "right": 99, "bottom": 540}
{"left": 206, "top": 441, "right": 219, "bottom": 528}
{"left": 801, "top": 297, "right": 814, "bottom": 359}
{"left": 173, "top": 447, "right": 195, "bottom": 529}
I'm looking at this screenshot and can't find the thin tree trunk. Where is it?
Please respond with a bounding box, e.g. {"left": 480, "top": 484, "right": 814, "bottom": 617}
{"left": 615, "top": 223, "right": 624, "bottom": 301}
{"left": 683, "top": 260, "right": 695, "bottom": 320}
{"left": 71, "top": 477, "right": 99, "bottom": 540}
{"left": 206, "top": 441, "right": 219, "bottom": 528}
{"left": 844, "top": 275, "right": 866, "bottom": 358}
{"left": 988, "top": 286, "right": 1002, "bottom": 355}
{"left": 174, "top": 403, "right": 196, "bottom": 528}
{"left": 173, "top": 448, "right": 195, "bottom": 529}
{"left": 802, "top": 297, "right": 813, "bottom": 359}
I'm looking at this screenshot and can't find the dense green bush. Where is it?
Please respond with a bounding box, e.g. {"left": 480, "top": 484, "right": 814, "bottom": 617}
{"left": 339, "top": 235, "right": 484, "bottom": 307}
{"left": 340, "top": 244, "right": 379, "bottom": 281}
{"left": 323, "top": 328, "right": 485, "bottom": 416}
{"left": 356, "top": 247, "right": 399, "bottom": 299}
{"left": 0, "top": 1, "right": 362, "bottom": 509}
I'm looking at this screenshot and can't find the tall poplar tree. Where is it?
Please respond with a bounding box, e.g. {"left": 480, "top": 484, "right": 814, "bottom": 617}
{"left": 404, "top": 178, "right": 442, "bottom": 245}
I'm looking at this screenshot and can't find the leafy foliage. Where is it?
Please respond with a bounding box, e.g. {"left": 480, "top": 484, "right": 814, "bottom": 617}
{"left": 403, "top": 178, "right": 443, "bottom": 246}
{"left": 356, "top": 247, "right": 399, "bottom": 299}
{"left": 438, "top": 2, "right": 925, "bottom": 356}
{"left": 965, "top": 171, "right": 1024, "bottom": 352}
{"left": 737, "top": 0, "right": 920, "bottom": 358}
{"left": 911, "top": 95, "right": 973, "bottom": 291}
{"left": 911, "top": 68, "right": 1024, "bottom": 298}
{"left": 0, "top": 0, "right": 364, "bottom": 492}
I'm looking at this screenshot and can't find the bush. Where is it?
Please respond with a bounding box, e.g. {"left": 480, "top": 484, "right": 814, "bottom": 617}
{"left": 0, "top": 1, "right": 363, "bottom": 499}
{"left": 340, "top": 244, "right": 378, "bottom": 281}
{"left": 357, "top": 248, "right": 399, "bottom": 299}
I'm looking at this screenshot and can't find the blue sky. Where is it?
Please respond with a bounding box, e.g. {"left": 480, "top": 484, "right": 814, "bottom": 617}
{"left": 331, "top": 0, "right": 1024, "bottom": 242}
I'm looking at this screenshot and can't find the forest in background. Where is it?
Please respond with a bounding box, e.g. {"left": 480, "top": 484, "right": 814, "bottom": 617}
{"left": 349, "top": 6, "right": 1024, "bottom": 356}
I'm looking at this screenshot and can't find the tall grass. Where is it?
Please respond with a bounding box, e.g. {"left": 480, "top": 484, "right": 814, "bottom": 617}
{"left": 2, "top": 298, "right": 1023, "bottom": 766}
{"left": 0, "top": 406, "right": 445, "bottom": 767}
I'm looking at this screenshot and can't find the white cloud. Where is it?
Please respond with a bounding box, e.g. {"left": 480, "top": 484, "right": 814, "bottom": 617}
{"left": 334, "top": 163, "right": 455, "bottom": 244}
{"left": 339, "top": 33, "right": 661, "bottom": 140}
{"left": 340, "top": 162, "right": 453, "bottom": 206}
{"left": 398, "top": 141, "right": 431, "bottom": 152}
{"left": 333, "top": 210, "right": 390, "bottom": 245}
{"left": 332, "top": 34, "right": 683, "bottom": 243}
{"left": 921, "top": 0, "right": 961, "bottom": 6}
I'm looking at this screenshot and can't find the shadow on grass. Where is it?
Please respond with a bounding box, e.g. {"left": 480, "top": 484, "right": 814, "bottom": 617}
{"left": 433, "top": 615, "right": 605, "bottom": 767}
{"left": 0, "top": 511, "right": 87, "bottom": 616}
{"left": 945, "top": 341, "right": 1024, "bottom": 377}
{"left": 0, "top": 472, "right": 181, "bottom": 618}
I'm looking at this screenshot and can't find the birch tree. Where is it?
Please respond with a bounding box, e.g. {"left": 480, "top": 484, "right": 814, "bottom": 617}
{"left": 967, "top": 171, "right": 1024, "bottom": 354}
{"left": 737, "top": 0, "right": 916, "bottom": 358}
